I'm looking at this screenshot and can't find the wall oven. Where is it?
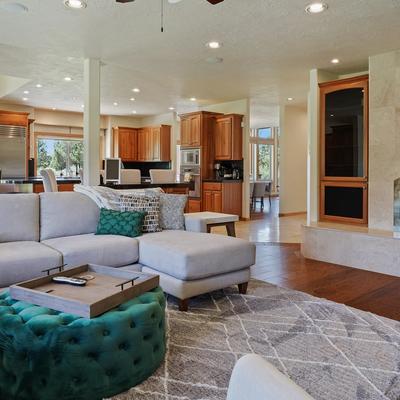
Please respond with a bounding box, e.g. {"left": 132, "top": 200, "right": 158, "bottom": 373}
{"left": 180, "top": 148, "right": 200, "bottom": 166}
{"left": 180, "top": 165, "right": 201, "bottom": 198}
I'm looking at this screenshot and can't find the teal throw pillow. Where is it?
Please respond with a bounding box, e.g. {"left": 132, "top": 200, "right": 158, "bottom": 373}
{"left": 96, "top": 208, "right": 147, "bottom": 237}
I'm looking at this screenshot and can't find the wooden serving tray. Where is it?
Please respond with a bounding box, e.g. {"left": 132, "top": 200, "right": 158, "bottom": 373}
{"left": 9, "top": 264, "right": 159, "bottom": 318}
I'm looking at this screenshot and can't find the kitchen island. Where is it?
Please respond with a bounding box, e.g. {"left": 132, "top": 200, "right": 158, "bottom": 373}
{"left": 0, "top": 177, "right": 193, "bottom": 194}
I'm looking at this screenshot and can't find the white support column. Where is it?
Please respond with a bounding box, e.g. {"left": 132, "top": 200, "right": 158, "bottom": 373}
{"left": 83, "top": 58, "right": 100, "bottom": 186}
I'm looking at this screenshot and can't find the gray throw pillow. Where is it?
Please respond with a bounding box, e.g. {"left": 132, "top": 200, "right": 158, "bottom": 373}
{"left": 119, "top": 192, "right": 162, "bottom": 233}
{"left": 159, "top": 193, "right": 188, "bottom": 230}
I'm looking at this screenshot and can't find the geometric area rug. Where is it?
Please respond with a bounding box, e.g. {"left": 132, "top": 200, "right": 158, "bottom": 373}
{"left": 110, "top": 280, "right": 400, "bottom": 400}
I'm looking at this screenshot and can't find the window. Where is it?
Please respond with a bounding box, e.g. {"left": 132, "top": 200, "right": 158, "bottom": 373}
{"left": 250, "top": 127, "right": 279, "bottom": 191}
{"left": 258, "top": 127, "right": 272, "bottom": 139}
{"left": 257, "top": 144, "right": 272, "bottom": 180}
{"left": 37, "top": 138, "right": 83, "bottom": 177}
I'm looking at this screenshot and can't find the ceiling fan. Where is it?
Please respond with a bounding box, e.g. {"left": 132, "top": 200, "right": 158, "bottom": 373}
{"left": 116, "top": 0, "right": 224, "bottom": 4}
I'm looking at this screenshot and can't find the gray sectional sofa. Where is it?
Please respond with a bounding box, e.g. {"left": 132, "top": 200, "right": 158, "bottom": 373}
{"left": 0, "top": 192, "right": 255, "bottom": 310}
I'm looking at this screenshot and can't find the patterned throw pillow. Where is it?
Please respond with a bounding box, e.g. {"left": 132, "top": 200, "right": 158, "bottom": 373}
{"left": 95, "top": 208, "right": 147, "bottom": 238}
{"left": 159, "top": 193, "right": 188, "bottom": 230}
{"left": 119, "top": 193, "right": 162, "bottom": 233}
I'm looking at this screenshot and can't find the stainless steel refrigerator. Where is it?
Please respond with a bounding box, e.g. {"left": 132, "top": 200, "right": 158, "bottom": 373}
{"left": 0, "top": 124, "right": 26, "bottom": 179}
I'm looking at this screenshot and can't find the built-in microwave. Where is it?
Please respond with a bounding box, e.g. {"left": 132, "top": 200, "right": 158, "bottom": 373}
{"left": 180, "top": 148, "right": 200, "bottom": 166}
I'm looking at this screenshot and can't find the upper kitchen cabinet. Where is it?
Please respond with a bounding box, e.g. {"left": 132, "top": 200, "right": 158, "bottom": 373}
{"left": 113, "top": 127, "right": 138, "bottom": 161}
{"left": 180, "top": 114, "right": 201, "bottom": 147}
{"left": 180, "top": 111, "right": 220, "bottom": 148}
{"left": 215, "top": 114, "right": 243, "bottom": 160}
{"left": 138, "top": 125, "right": 171, "bottom": 161}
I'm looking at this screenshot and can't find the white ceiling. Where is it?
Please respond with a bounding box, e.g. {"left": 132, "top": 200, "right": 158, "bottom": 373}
{"left": 0, "top": 0, "right": 399, "bottom": 127}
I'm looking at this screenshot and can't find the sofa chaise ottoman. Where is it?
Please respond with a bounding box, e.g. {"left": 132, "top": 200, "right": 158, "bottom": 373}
{"left": 134, "top": 230, "right": 255, "bottom": 310}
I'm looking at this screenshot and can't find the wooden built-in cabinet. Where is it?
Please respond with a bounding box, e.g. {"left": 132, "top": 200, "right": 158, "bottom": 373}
{"left": 114, "top": 125, "right": 171, "bottom": 162}
{"left": 187, "top": 198, "right": 201, "bottom": 213}
{"left": 215, "top": 114, "right": 243, "bottom": 160}
{"left": 202, "top": 181, "right": 242, "bottom": 217}
{"left": 180, "top": 114, "right": 201, "bottom": 147}
{"left": 319, "top": 75, "right": 369, "bottom": 225}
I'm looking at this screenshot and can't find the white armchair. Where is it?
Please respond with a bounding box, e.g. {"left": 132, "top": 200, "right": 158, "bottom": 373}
{"left": 227, "top": 354, "right": 314, "bottom": 400}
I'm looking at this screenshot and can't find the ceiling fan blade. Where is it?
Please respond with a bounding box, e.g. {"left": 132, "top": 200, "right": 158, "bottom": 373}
{"left": 116, "top": 0, "right": 135, "bottom": 3}
{"left": 206, "top": 0, "right": 224, "bottom": 4}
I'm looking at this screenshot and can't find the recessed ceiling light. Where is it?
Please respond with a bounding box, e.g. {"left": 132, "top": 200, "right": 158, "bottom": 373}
{"left": 52, "top": 107, "right": 57, "bottom": 110}
{"left": 113, "top": 102, "right": 118, "bottom": 106}
{"left": 64, "top": 76, "right": 72, "bottom": 82}
{"left": 131, "top": 110, "right": 137, "bottom": 114}
{"left": 22, "top": 97, "right": 28, "bottom": 101}
{"left": 190, "top": 97, "right": 197, "bottom": 101}
{"left": 331, "top": 58, "right": 340, "bottom": 64}
{"left": 132, "top": 88, "right": 140, "bottom": 93}
{"left": 305, "top": 2, "right": 328, "bottom": 14}
{"left": 64, "top": 0, "right": 87, "bottom": 9}
{"left": 81, "top": 104, "right": 84, "bottom": 108}
{"left": 23, "top": 90, "right": 29, "bottom": 94}
{"left": 206, "top": 41, "right": 222, "bottom": 49}
{"left": 35, "top": 84, "right": 42, "bottom": 88}
{"left": 287, "top": 97, "right": 294, "bottom": 101}
{"left": 130, "top": 97, "right": 135, "bottom": 101}
{"left": 169, "top": 107, "right": 175, "bottom": 110}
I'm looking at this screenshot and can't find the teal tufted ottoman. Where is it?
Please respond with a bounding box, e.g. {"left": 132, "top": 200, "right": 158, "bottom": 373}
{"left": 0, "top": 287, "right": 166, "bottom": 400}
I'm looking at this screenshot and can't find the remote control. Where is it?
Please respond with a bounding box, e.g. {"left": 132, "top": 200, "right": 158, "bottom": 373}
{"left": 52, "top": 276, "right": 87, "bottom": 286}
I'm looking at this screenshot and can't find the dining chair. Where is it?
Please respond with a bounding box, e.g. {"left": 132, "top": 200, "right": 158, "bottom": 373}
{"left": 40, "top": 168, "right": 58, "bottom": 192}
{"left": 253, "top": 182, "right": 267, "bottom": 210}
{"left": 120, "top": 169, "right": 141, "bottom": 184}
{"left": 149, "top": 169, "right": 175, "bottom": 184}
{"left": 250, "top": 182, "right": 255, "bottom": 210}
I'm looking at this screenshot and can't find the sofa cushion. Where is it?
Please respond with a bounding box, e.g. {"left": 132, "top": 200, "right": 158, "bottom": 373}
{"left": 0, "top": 194, "right": 39, "bottom": 242}
{"left": 0, "top": 241, "right": 62, "bottom": 287}
{"left": 40, "top": 192, "right": 100, "bottom": 240}
{"left": 138, "top": 230, "right": 256, "bottom": 281}
{"left": 43, "top": 233, "right": 139, "bottom": 268}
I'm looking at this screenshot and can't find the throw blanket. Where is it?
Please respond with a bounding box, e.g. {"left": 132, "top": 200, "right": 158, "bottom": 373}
{"left": 74, "top": 185, "right": 162, "bottom": 210}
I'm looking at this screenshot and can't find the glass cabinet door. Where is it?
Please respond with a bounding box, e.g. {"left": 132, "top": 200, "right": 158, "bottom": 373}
{"left": 325, "top": 88, "right": 364, "bottom": 178}
{"left": 319, "top": 76, "right": 368, "bottom": 224}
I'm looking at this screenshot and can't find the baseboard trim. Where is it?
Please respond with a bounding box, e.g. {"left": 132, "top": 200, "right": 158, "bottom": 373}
{"left": 279, "top": 211, "right": 306, "bottom": 217}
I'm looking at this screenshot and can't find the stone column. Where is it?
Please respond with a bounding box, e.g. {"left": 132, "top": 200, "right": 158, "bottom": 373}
{"left": 83, "top": 58, "right": 100, "bottom": 186}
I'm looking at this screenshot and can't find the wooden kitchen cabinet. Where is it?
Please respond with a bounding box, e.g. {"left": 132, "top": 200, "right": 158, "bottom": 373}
{"left": 180, "top": 114, "right": 201, "bottom": 147}
{"left": 215, "top": 114, "right": 243, "bottom": 160}
{"left": 113, "top": 127, "right": 138, "bottom": 161}
{"left": 187, "top": 198, "right": 201, "bottom": 213}
{"left": 202, "top": 181, "right": 242, "bottom": 216}
{"left": 137, "top": 125, "right": 171, "bottom": 161}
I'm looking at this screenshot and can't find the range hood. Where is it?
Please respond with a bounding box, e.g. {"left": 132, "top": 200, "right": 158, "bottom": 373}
{"left": 0, "top": 124, "right": 26, "bottom": 179}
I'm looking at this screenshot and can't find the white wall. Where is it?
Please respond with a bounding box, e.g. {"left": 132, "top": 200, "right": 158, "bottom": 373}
{"left": 279, "top": 105, "right": 308, "bottom": 215}
{"left": 204, "top": 99, "right": 251, "bottom": 219}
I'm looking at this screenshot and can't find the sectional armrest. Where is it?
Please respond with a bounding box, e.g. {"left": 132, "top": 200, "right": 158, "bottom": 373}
{"left": 227, "top": 354, "right": 314, "bottom": 400}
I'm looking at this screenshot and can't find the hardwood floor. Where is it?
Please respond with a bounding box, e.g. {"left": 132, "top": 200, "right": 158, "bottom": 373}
{"left": 253, "top": 243, "right": 400, "bottom": 321}
{"left": 211, "top": 198, "right": 400, "bottom": 321}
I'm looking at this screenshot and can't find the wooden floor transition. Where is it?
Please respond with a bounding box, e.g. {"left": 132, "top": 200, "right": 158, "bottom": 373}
{"left": 252, "top": 243, "right": 400, "bottom": 321}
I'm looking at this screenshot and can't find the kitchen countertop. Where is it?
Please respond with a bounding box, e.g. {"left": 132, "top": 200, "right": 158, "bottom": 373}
{"left": 0, "top": 177, "right": 81, "bottom": 184}
{"left": 104, "top": 181, "right": 193, "bottom": 190}
{"left": 202, "top": 179, "right": 243, "bottom": 183}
